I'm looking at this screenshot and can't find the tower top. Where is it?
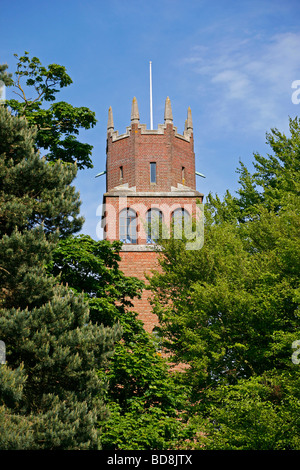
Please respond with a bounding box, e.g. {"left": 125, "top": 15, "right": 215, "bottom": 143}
{"left": 107, "top": 96, "right": 193, "bottom": 143}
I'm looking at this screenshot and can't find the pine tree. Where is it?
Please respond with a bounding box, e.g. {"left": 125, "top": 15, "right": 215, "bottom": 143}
{"left": 0, "top": 106, "right": 121, "bottom": 449}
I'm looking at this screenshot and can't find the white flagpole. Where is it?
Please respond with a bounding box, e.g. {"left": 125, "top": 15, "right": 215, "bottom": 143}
{"left": 149, "top": 61, "right": 153, "bottom": 130}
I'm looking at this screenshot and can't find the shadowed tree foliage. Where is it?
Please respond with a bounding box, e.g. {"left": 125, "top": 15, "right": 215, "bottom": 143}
{"left": 0, "top": 106, "right": 120, "bottom": 449}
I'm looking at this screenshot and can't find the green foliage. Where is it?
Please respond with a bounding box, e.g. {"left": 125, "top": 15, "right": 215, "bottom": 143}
{"left": 48, "top": 234, "right": 193, "bottom": 449}
{"left": 0, "top": 64, "right": 13, "bottom": 87}
{"left": 0, "top": 363, "right": 34, "bottom": 450}
{"left": 2, "top": 52, "right": 96, "bottom": 169}
{"left": 0, "top": 107, "right": 120, "bottom": 449}
{"left": 149, "top": 116, "right": 300, "bottom": 449}
{"left": 99, "top": 401, "right": 192, "bottom": 451}
{"left": 48, "top": 235, "right": 144, "bottom": 326}
{"left": 98, "top": 316, "right": 194, "bottom": 450}
{"left": 193, "top": 371, "right": 300, "bottom": 450}
{"left": 0, "top": 105, "right": 83, "bottom": 237}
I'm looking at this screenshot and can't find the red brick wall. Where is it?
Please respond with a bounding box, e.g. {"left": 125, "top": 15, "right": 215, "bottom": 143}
{"left": 106, "top": 123, "right": 195, "bottom": 193}
{"left": 118, "top": 250, "right": 161, "bottom": 333}
{"left": 106, "top": 134, "right": 135, "bottom": 192}
{"left": 104, "top": 195, "right": 201, "bottom": 244}
{"left": 171, "top": 132, "right": 195, "bottom": 189}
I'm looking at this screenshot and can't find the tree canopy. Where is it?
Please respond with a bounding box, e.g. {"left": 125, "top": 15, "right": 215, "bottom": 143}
{"left": 48, "top": 234, "right": 195, "bottom": 450}
{"left": 0, "top": 106, "right": 120, "bottom": 449}
{"left": 1, "top": 52, "right": 96, "bottom": 169}
{"left": 148, "top": 117, "right": 300, "bottom": 449}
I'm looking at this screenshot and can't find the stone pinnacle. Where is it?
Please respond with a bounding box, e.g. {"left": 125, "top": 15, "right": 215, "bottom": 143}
{"left": 131, "top": 97, "right": 140, "bottom": 123}
{"left": 186, "top": 106, "right": 193, "bottom": 131}
{"left": 107, "top": 106, "right": 114, "bottom": 132}
{"left": 164, "top": 96, "right": 173, "bottom": 123}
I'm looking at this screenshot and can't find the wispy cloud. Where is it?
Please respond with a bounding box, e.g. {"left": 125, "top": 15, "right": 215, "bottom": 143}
{"left": 184, "top": 32, "right": 300, "bottom": 133}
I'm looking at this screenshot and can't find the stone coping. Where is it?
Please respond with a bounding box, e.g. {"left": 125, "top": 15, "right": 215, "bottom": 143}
{"left": 120, "top": 244, "right": 162, "bottom": 252}
{"left": 104, "top": 190, "right": 204, "bottom": 198}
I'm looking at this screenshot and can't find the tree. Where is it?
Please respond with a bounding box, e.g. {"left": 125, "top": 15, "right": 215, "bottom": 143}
{"left": 48, "top": 234, "right": 195, "bottom": 450}
{"left": 148, "top": 117, "right": 300, "bottom": 449}
{"left": 0, "top": 364, "right": 34, "bottom": 449}
{"left": 206, "top": 116, "right": 300, "bottom": 224}
{"left": 0, "top": 106, "right": 120, "bottom": 449}
{"left": 98, "top": 311, "right": 194, "bottom": 450}
{"left": 0, "top": 108, "right": 83, "bottom": 238}
{"left": 192, "top": 371, "right": 300, "bottom": 450}
{"left": 48, "top": 235, "right": 144, "bottom": 326}
{"left": 1, "top": 52, "right": 96, "bottom": 169}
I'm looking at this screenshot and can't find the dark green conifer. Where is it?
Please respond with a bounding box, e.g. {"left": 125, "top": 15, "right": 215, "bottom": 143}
{"left": 0, "top": 106, "right": 121, "bottom": 449}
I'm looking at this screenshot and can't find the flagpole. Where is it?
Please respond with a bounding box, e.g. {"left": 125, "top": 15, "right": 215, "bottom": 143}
{"left": 149, "top": 61, "right": 153, "bottom": 130}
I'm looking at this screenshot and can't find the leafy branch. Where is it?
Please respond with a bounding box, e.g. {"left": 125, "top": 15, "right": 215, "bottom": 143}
{"left": 2, "top": 52, "right": 96, "bottom": 169}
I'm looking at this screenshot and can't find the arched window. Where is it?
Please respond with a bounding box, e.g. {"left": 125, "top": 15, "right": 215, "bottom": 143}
{"left": 119, "top": 208, "right": 137, "bottom": 244}
{"left": 146, "top": 208, "right": 163, "bottom": 244}
{"left": 172, "top": 208, "right": 190, "bottom": 239}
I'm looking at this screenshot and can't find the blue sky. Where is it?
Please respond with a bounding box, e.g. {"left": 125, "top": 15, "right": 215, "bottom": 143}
{"left": 1, "top": 0, "right": 300, "bottom": 239}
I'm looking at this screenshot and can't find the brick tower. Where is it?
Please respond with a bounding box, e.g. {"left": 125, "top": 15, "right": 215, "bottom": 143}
{"left": 102, "top": 97, "right": 204, "bottom": 333}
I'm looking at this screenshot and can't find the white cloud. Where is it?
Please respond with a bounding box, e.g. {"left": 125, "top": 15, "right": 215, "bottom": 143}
{"left": 184, "top": 32, "right": 300, "bottom": 133}
{"left": 211, "top": 69, "right": 252, "bottom": 100}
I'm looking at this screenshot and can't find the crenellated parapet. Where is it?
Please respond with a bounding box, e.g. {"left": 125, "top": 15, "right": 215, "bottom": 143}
{"left": 107, "top": 96, "right": 194, "bottom": 143}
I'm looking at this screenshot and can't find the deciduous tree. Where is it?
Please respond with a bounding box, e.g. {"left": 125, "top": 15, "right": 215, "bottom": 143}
{"left": 149, "top": 118, "right": 300, "bottom": 449}
{"left": 1, "top": 52, "right": 96, "bottom": 169}
{"left": 48, "top": 235, "right": 194, "bottom": 450}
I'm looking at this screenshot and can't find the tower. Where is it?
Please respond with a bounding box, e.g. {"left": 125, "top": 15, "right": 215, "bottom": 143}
{"left": 102, "top": 97, "right": 204, "bottom": 333}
